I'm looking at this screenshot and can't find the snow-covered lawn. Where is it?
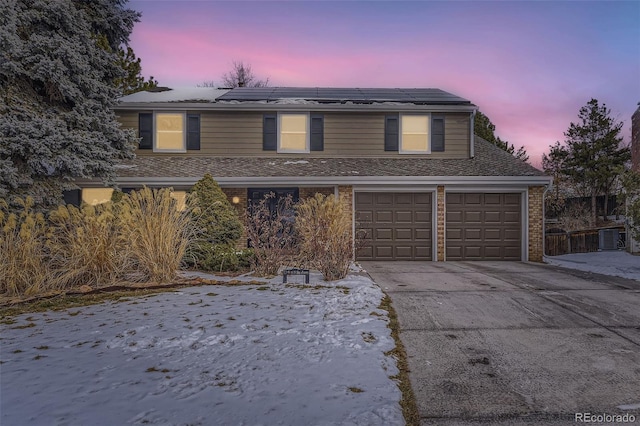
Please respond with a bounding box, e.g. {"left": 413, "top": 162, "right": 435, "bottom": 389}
{"left": 544, "top": 251, "right": 640, "bottom": 281}
{"left": 0, "top": 270, "right": 403, "bottom": 425}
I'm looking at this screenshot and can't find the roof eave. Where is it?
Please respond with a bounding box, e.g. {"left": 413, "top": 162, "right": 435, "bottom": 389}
{"left": 114, "top": 102, "right": 477, "bottom": 113}
{"left": 78, "top": 175, "right": 551, "bottom": 187}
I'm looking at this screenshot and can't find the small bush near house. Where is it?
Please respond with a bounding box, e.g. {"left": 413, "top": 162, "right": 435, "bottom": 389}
{"left": 119, "top": 187, "right": 193, "bottom": 283}
{"left": 48, "top": 203, "right": 130, "bottom": 289}
{"left": 187, "top": 174, "right": 243, "bottom": 268}
{"left": 0, "top": 197, "right": 50, "bottom": 296}
{"left": 198, "top": 246, "right": 255, "bottom": 272}
{"left": 244, "top": 193, "right": 296, "bottom": 277}
{"left": 296, "top": 193, "right": 353, "bottom": 281}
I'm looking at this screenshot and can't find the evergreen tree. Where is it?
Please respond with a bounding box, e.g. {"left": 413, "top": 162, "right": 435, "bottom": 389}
{"left": 188, "top": 174, "right": 243, "bottom": 246}
{"left": 542, "top": 141, "right": 570, "bottom": 218}
{"left": 115, "top": 45, "right": 158, "bottom": 95}
{"left": 0, "top": 0, "right": 139, "bottom": 209}
{"left": 474, "top": 111, "right": 529, "bottom": 162}
{"left": 550, "top": 99, "right": 630, "bottom": 225}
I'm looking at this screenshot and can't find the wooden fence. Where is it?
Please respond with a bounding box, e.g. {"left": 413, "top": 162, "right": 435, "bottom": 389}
{"left": 545, "top": 227, "right": 625, "bottom": 256}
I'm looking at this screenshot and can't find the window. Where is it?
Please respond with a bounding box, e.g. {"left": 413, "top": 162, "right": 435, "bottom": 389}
{"left": 279, "top": 114, "right": 309, "bottom": 153}
{"left": 263, "top": 113, "right": 324, "bottom": 152}
{"left": 400, "top": 115, "right": 430, "bottom": 153}
{"left": 156, "top": 113, "right": 185, "bottom": 152}
{"left": 385, "top": 114, "right": 445, "bottom": 153}
{"left": 138, "top": 113, "right": 200, "bottom": 152}
{"left": 82, "top": 188, "right": 114, "bottom": 205}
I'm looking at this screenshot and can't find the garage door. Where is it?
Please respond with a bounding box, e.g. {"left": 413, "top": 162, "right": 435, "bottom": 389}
{"left": 355, "top": 192, "right": 432, "bottom": 260}
{"left": 446, "top": 193, "right": 521, "bottom": 260}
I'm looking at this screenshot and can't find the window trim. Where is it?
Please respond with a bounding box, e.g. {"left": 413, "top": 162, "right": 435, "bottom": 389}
{"left": 153, "top": 111, "right": 187, "bottom": 153}
{"left": 399, "top": 113, "right": 431, "bottom": 154}
{"left": 277, "top": 112, "right": 310, "bottom": 154}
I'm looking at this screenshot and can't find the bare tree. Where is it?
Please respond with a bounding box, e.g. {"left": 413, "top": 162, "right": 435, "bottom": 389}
{"left": 196, "top": 80, "right": 217, "bottom": 88}
{"left": 221, "top": 61, "right": 270, "bottom": 88}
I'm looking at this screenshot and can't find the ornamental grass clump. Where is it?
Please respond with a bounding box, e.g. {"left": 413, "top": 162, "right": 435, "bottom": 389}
{"left": 295, "top": 193, "right": 352, "bottom": 281}
{"left": 47, "top": 203, "right": 130, "bottom": 289}
{"left": 119, "top": 187, "right": 193, "bottom": 283}
{"left": 0, "top": 197, "right": 50, "bottom": 296}
{"left": 244, "top": 193, "right": 296, "bottom": 277}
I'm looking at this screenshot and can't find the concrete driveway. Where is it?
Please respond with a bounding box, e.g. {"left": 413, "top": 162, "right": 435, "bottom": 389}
{"left": 361, "top": 261, "right": 640, "bottom": 425}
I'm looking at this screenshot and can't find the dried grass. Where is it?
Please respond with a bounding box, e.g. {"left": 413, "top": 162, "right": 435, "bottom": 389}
{"left": 0, "top": 198, "right": 50, "bottom": 296}
{"left": 119, "top": 187, "right": 193, "bottom": 283}
{"left": 295, "top": 193, "right": 352, "bottom": 281}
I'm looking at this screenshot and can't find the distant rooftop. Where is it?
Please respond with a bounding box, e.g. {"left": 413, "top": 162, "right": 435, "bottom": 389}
{"left": 217, "top": 87, "right": 472, "bottom": 105}
{"left": 118, "top": 87, "right": 230, "bottom": 103}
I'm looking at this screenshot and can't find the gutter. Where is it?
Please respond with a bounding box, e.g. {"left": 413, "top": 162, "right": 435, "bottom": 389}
{"left": 114, "top": 102, "right": 478, "bottom": 114}
{"left": 78, "top": 175, "right": 553, "bottom": 187}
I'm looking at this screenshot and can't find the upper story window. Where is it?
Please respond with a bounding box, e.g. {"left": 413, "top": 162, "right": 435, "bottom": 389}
{"left": 156, "top": 113, "right": 185, "bottom": 152}
{"left": 385, "top": 114, "right": 445, "bottom": 153}
{"left": 263, "top": 113, "right": 324, "bottom": 152}
{"left": 400, "top": 115, "right": 430, "bottom": 153}
{"left": 138, "top": 112, "right": 200, "bottom": 152}
{"left": 279, "top": 114, "right": 309, "bottom": 153}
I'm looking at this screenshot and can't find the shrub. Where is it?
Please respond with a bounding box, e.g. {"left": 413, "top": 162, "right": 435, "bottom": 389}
{"left": 244, "top": 193, "right": 295, "bottom": 277}
{"left": 0, "top": 197, "right": 50, "bottom": 296}
{"left": 48, "top": 203, "right": 130, "bottom": 289}
{"left": 198, "top": 246, "right": 255, "bottom": 272}
{"left": 558, "top": 201, "right": 591, "bottom": 232}
{"left": 296, "top": 193, "right": 353, "bottom": 281}
{"left": 119, "top": 187, "right": 193, "bottom": 283}
{"left": 188, "top": 174, "right": 243, "bottom": 246}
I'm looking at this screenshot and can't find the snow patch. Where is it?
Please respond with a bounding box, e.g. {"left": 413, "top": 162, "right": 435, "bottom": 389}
{"left": 283, "top": 160, "right": 309, "bottom": 165}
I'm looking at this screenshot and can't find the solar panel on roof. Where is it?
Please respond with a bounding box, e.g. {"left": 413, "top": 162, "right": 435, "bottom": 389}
{"left": 216, "top": 87, "right": 471, "bottom": 104}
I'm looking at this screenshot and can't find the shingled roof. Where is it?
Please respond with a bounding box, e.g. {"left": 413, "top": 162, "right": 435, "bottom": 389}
{"left": 113, "top": 137, "right": 546, "bottom": 186}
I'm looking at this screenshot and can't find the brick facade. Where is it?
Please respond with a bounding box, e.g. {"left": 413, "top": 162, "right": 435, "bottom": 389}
{"left": 437, "top": 186, "right": 445, "bottom": 261}
{"left": 299, "top": 187, "right": 334, "bottom": 199}
{"left": 528, "top": 186, "right": 545, "bottom": 262}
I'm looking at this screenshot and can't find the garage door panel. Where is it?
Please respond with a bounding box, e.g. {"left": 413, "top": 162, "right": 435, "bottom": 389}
{"left": 375, "top": 246, "right": 393, "bottom": 258}
{"left": 376, "top": 228, "right": 393, "bottom": 240}
{"left": 356, "top": 192, "right": 432, "bottom": 260}
{"left": 464, "top": 229, "right": 482, "bottom": 240}
{"left": 415, "top": 211, "right": 431, "bottom": 223}
{"left": 504, "top": 194, "right": 521, "bottom": 205}
{"left": 396, "top": 211, "right": 413, "bottom": 222}
{"left": 395, "top": 228, "right": 413, "bottom": 240}
{"left": 395, "top": 194, "right": 413, "bottom": 205}
{"left": 357, "top": 211, "right": 373, "bottom": 222}
{"left": 484, "top": 211, "right": 501, "bottom": 223}
{"left": 484, "top": 194, "right": 501, "bottom": 204}
{"left": 415, "top": 228, "right": 431, "bottom": 240}
{"left": 415, "top": 246, "right": 431, "bottom": 259}
{"left": 414, "top": 193, "right": 431, "bottom": 205}
{"left": 464, "top": 211, "right": 482, "bottom": 222}
{"left": 446, "top": 211, "right": 463, "bottom": 223}
{"left": 504, "top": 211, "right": 520, "bottom": 223}
{"left": 376, "top": 193, "right": 394, "bottom": 204}
{"left": 376, "top": 211, "right": 393, "bottom": 222}
{"left": 446, "top": 193, "right": 521, "bottom": 261}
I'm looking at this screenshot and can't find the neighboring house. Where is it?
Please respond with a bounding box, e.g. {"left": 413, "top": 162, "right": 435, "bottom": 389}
{"left": 73, "top": 87, "right": 551, "bottom": 262}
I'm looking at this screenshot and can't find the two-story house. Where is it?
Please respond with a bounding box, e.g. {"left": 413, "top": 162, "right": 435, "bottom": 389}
{"left": 74, "top": 87, "right": 551, "bottom": 262}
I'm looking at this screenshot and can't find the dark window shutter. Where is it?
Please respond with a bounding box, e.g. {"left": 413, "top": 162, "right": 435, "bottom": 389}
{"left": 186, "top": 114, "right": 200, "bottom": 150}
{"left": 63, "top": 189, "right": 81, "bottom": 207}
{"left": 138, "top": 113, "right": 153, "bottom": 150}
{"left": 263, "top": 114, "right": 277, "bottom": 151}
{"left": 310, "top": 114, "right": 324, "bottom": 151}
{"left": 385, "top": 115, "right": 399, "bottom": 151}
{"left": 432, "top": 115, "right": 445, "bottom": 152}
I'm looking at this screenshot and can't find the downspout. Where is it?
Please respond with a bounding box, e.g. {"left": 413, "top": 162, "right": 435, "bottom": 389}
{"left": 542, "top": 181, "right": 553, "bottom": 261}
{"left": 470, "top": 109, "right": 477, "bottom": 158}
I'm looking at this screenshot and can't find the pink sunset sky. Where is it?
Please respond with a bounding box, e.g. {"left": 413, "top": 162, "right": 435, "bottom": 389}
{"left": 128, "top": 0, "right": 640, "bottom": 168}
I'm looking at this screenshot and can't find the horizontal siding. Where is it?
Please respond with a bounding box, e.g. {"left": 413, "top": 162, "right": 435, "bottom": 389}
{"left": 116, "top": 110, "right": 470, "bottom": 158}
